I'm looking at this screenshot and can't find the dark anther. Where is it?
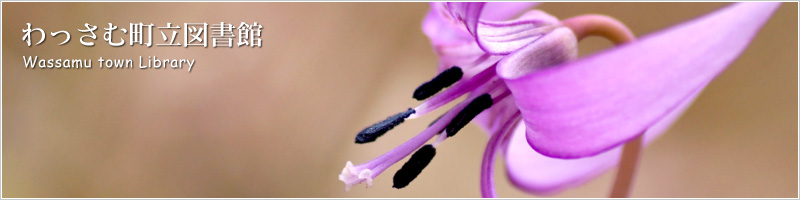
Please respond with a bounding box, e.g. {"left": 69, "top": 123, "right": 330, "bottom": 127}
{"left": 355, "top": 108, "right": 416, "bottom": 144}
{"left": 445, "top": 94, "right": 493, "bottom": 137}
{"left": 393, "top": 144, "right": 436, "bottom": 189}
{"left": 413, "top": 66, "right": 463, "bottom": 101}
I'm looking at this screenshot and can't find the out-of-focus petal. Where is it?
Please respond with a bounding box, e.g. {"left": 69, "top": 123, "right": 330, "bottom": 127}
{"left": 432, "top": 41, "right": 487, "bottom": 67}
{"left": 475, "top": 10, "right": 561, "bottom": 55}
{"left": 498, "top": 2, "right": 780, "bottom": 158}
{"left": 424, "top": 3, "right": 495, "bottom": 72}
{"left": 442, "top": 2, "right": 562, "bottom": 55}
{"left": 481, "top": 2, "right": 541, "bottom": 21}
{"left": 446, "top": 2, "right": 485, "bottom": 37}
{"left": 424, "top": 2, "right": 545, "bottom": 71}
{"left": 505, "top": 91, "right": 699, "bottom": 194}
{"left": 423, "top": 2, "right": 540, "bottom": 46}
{"left": 423, "top": 2, "right": 474, "bottom": 46}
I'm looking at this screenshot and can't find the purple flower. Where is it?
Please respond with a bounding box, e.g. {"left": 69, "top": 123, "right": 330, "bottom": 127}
{"left": 340, "top": 2, "right": 780, "bottom": 197}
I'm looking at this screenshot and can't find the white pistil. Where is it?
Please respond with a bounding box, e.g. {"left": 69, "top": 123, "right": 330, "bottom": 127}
{"left": 339, "top": 161, "right": 373, "bottom": 191}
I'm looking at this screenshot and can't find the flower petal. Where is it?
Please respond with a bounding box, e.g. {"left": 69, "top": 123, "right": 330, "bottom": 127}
{"left": 505, "top": 123, "right": 621, "bottom": 194}
{"left": 475, "top": 10, "right": 561, "bottom": 55}
{"left": 445, "top": 2, "right": 485, "bottom": 37}
{"left": 505, "top": 90, "right": 699, "bottom": 194}
{"left": 480, "top": 2, "right": 541, "bottom": 21}
{"left": 423, "top": 3, "right": 500, "bottom": 72}
{"left": 474, "top": 89, "right": 520, "bottom": 136}
{"left": 498, "top": 2, "right": 780, "bottom": 158}
{"left": 423, "top": 2, "right": 474, "bottom": 46}
{"left": 423, "top": 2, "right": 540, "bottom": 46}
{"left": 424, "top": 2, "right": 545, "bottom": 71}
{"left": 443, "top": 3, "right": 563, "bottom": 56}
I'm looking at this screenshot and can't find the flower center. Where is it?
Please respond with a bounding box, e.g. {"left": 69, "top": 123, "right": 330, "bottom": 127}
{"left": 339, "top": 64, "right": 511, "bottom": 191}
{"left": 340, "top": 10, "right": 587, "bottom": 192}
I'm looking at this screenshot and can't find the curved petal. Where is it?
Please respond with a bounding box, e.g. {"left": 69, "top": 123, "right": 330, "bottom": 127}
{"left": 423, "top": 2, "right": 474, "bottom": 46}
{"left": 440, "top": 3, "right": 562, "bottom": 56}
{"left": 446, "top": 2, "right": 485, "bottom": 37}
{"left": 424, "top": 3, "right": 546, "bottom": 71}
{"left": 423, "top": 3, "right": 496, "bottom": 72}
{"left": 506, "top": 123, "right": 621, "bottom": 194}
{"left": 475, "top": 10, "right": 561, "bottom": 55}
{"left": 432, "top": 41, "right": 488, "bottom": 68}
{"left": 474, "top": 90, "right": 520, "bottom": 136}
{"left": 423, "top": 2, "right": 541, "bottom": 46}
{"left": 481, "top": 2, "right": 541, "bottom": 21}
{"left": 498, "top": 2, "right": 780, "bottom": 158}
{"left": 505, "top": 90, "right": 699, "bottom": 194}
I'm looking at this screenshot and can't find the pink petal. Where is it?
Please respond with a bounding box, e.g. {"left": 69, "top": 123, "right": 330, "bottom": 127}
{"left": 432, "top": 41, "right": 487, "bottom": 68}
{"left": 445, "top": 2, "right": 485, "bottom": 37}
{"left": 423, "top": 2, "right": 474, "bottom": 46}
{"left": 424, "top": 2, "right": 545, "bottom": 71}
{"left": 444, "top": 3, "right": 562, "bottom": 55}
{"left": 505, "top": 123, "right": 621, "bottom": 194}
{"left": 423, "top": 2, "right": 540, "bottom": 46}
{"left": 505, "top": 90, "right": 699, "bottom": 194}
{"left": 481, "top": 2, "right": 541, "bottom": 21}
{"left": 475, "top": 10, "right": 561, "bottom": 55}
{"left": 474, "top": 90, "right": 520, "bottom": 136}
{"left": 423, "top": 3, "right": 496, "bottom": 72}
{"left": 498, "top": 2, "right": 780, "bottom": 158}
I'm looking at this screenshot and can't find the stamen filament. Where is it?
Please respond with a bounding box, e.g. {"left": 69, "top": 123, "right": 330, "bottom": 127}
{"left": 463, "top": 54, "right": 502, "bottom": 77}
{"left": 339, "top": 101, "right": 468, "bottom": 190}
{"left": 489, "top": 86, "right": 511, "bottom": 103}
{"left": 428, "top": 113, "right": 445, "bottom": 128}
{"left": 359, "top": 105, "right": 458, "bottom": 174}
{"left": 432, "top": 130, "right": 448, "bottom": 147}
{"left": 340, "top": 74, "right": 513, "bottom": 190}
{"left": 409, "top": 65, "right": 497, "bottom": 119}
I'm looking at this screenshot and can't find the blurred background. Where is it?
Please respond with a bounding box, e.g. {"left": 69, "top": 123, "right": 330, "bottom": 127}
{"left": 2, "top": 2, "right": 797, "bottom": 198}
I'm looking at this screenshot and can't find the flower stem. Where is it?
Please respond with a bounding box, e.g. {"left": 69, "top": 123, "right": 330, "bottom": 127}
{"left": 562, "top": 14, "right": 635, "bottom": 45}
{"left": 609, "top": 134, "right": 643, "bottom": 198}
{"left": 563, "top": 15, "right": 639, "bottom": 197}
